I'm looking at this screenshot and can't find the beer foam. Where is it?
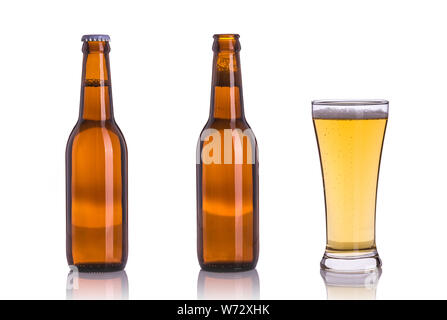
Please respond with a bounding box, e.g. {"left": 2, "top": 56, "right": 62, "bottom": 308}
{"left": 312, "top": 108, "right": 388, "bottom": 119}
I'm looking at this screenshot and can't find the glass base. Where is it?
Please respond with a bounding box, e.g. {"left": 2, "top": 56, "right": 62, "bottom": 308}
{"left": 321, "top": 267, "right": 382, "bottom": 287}
{"left": 320, "top": 267, "right": 382, "bottom": 300}
{"left": 320, "top": 250, "right": 382, "bottom": 273}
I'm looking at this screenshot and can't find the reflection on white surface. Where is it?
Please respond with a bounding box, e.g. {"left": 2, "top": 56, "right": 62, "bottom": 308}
{"left": 321, "top": 268, "right": 382, "bottom": 300}
{"left": 197, "top": 269, "right": 260, "bottom": 300}
{"left": 66, "top": 270, "right": 129, "bottom": 300}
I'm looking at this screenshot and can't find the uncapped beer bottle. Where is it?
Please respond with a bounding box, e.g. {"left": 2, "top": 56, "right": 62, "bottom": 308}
{"left": 197, "top": 34, "right": 259, "bottom": 271}
{"left": 66, "top": 35, "right": 128, "bottom": 272}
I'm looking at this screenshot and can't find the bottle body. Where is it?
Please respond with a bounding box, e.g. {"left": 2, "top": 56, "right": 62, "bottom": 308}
{"left": 197, "top": 120, "right": 259, "bottom": 271}
{"left": 197, "top": 35, "right": 259, "bottom": 271}
{"left": 66, "top": 36, "right": 127, "bottom": 272}
{"left": 66, "top": 120, "right": 128, "bottom": 271}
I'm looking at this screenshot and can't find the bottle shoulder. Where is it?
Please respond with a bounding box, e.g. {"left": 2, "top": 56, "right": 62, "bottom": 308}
{"left": 67, "top": 119, "right": 126, "bottom": 149}
{"left": 69, "top": 119, "right": 123, "bottom": 135}
{"left": 199, "top": 118, "right": 256, "bottom": 144}
{"left": 197, "top": 118, "right": 258, "bottom": 149}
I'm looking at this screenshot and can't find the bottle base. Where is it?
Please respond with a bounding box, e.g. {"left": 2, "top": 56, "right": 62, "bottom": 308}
{"left": 320, "top": 250, "right": 381, "bottom": 273}
{"left": 71, "top": 263, "right": 125, "bottom": 273}
{"left": 200, "top": 262, "right": 256, "bottom": 273}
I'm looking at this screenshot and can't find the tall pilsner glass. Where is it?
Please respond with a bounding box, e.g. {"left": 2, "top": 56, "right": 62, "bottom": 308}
{"left": 313, "top": 100, "right": 388, "bottom": 272}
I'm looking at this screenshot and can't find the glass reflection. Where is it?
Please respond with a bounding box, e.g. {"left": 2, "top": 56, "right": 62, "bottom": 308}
{"left": 197, "top": 269, "right": 260, "bottom": 300}
{"left": 321, "top": 267, "right": 381, "bottom": 300}
{"left": 66, "top": 269, "right": 129, "bottom": 300}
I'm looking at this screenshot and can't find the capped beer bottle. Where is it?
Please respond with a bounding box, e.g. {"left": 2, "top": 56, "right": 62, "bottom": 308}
{"left": 66, "top": 35, "right": 128, "bottom": 272}
{"left": 197, "top": 34, "right": 259, "bottom": 271}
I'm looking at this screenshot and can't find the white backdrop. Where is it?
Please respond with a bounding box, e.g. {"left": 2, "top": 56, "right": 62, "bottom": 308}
{"left": 0, "top": 0, "right": 445, "bottom": 299}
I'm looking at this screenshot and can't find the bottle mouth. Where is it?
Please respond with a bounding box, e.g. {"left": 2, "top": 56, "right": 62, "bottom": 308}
{"left": 82, "top": 40, "right": 110, "bottom": 53}
{"left": 213, "top": 34, "right": 241, "bottom": 52}
{"left": 213, "top": 34, "right": 240, "bottom": 40}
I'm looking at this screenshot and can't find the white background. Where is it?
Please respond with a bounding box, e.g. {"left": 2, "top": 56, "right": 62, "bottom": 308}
{"left": 0, "top": 0, "right": 445, "bottom": 300}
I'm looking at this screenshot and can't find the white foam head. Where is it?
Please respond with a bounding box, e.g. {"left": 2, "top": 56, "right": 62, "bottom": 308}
{"left": 312, "top": 100, "right": 388, "bottom": 119}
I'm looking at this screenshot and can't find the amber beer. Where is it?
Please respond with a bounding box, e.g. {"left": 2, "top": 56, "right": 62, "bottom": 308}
{"left": 66, "top": 35, "right": 128, "bottom": 272}
{"left": 313, "top": 100, "right": 388, "bottom": 272}
{"left": 197, "top": 34, "right": 259, "bottom": 271}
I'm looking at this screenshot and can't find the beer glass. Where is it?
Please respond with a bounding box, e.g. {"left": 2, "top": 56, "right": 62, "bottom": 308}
{"left": 313, "top": 100, "right": 388, "bottom": 272}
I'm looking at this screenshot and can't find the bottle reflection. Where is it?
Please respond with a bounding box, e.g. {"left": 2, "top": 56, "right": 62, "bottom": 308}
{"left": 66, "top": 269, "right": 129, "bottom": 300}
{"left": 321, "top": 268, "right": 381, "bottom": 300}
{"left": 197, "top": 269, "right": 260, "bottom": 300}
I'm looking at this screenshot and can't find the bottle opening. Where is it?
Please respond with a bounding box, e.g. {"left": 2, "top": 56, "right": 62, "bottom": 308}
{"left": 82, "top": 35, "right": 110, "bottom": 53}
{"left": 213, "top": 34, "right": 240, "bottom": 40}
{"left": 213, "top": 34, "right": 240, "bottom": 52}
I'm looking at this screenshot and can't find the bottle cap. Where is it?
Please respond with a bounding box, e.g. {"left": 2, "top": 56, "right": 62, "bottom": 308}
{"left": 81, "top": 34, "right": 110, "bottom": 42}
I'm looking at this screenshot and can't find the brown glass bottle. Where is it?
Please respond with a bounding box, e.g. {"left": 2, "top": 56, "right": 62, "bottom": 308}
{"left": 66, "top": 35, "right": 128, "bottom": 272}
{"left": 197, "top": 34, "right": 259, "bottom": 272}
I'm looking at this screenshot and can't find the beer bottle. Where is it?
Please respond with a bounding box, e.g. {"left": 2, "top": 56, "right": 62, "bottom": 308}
{"left": 66, "top": 35, "right": 128, "bottom": 272}
{"left": 197, "top": 34, "right": 259, "bottom": 271}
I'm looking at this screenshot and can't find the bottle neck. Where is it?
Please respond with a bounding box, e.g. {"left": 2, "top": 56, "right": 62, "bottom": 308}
{"left": 79, "top": 41, "right": 114, "bottom": 121}
{"left": 209, "top": 36, "right": 245, "bottom": 121}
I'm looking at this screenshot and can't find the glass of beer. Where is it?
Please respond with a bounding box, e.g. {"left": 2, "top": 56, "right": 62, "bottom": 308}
{"left": 312, "top": 100, "right": 388, "bottom": 272}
